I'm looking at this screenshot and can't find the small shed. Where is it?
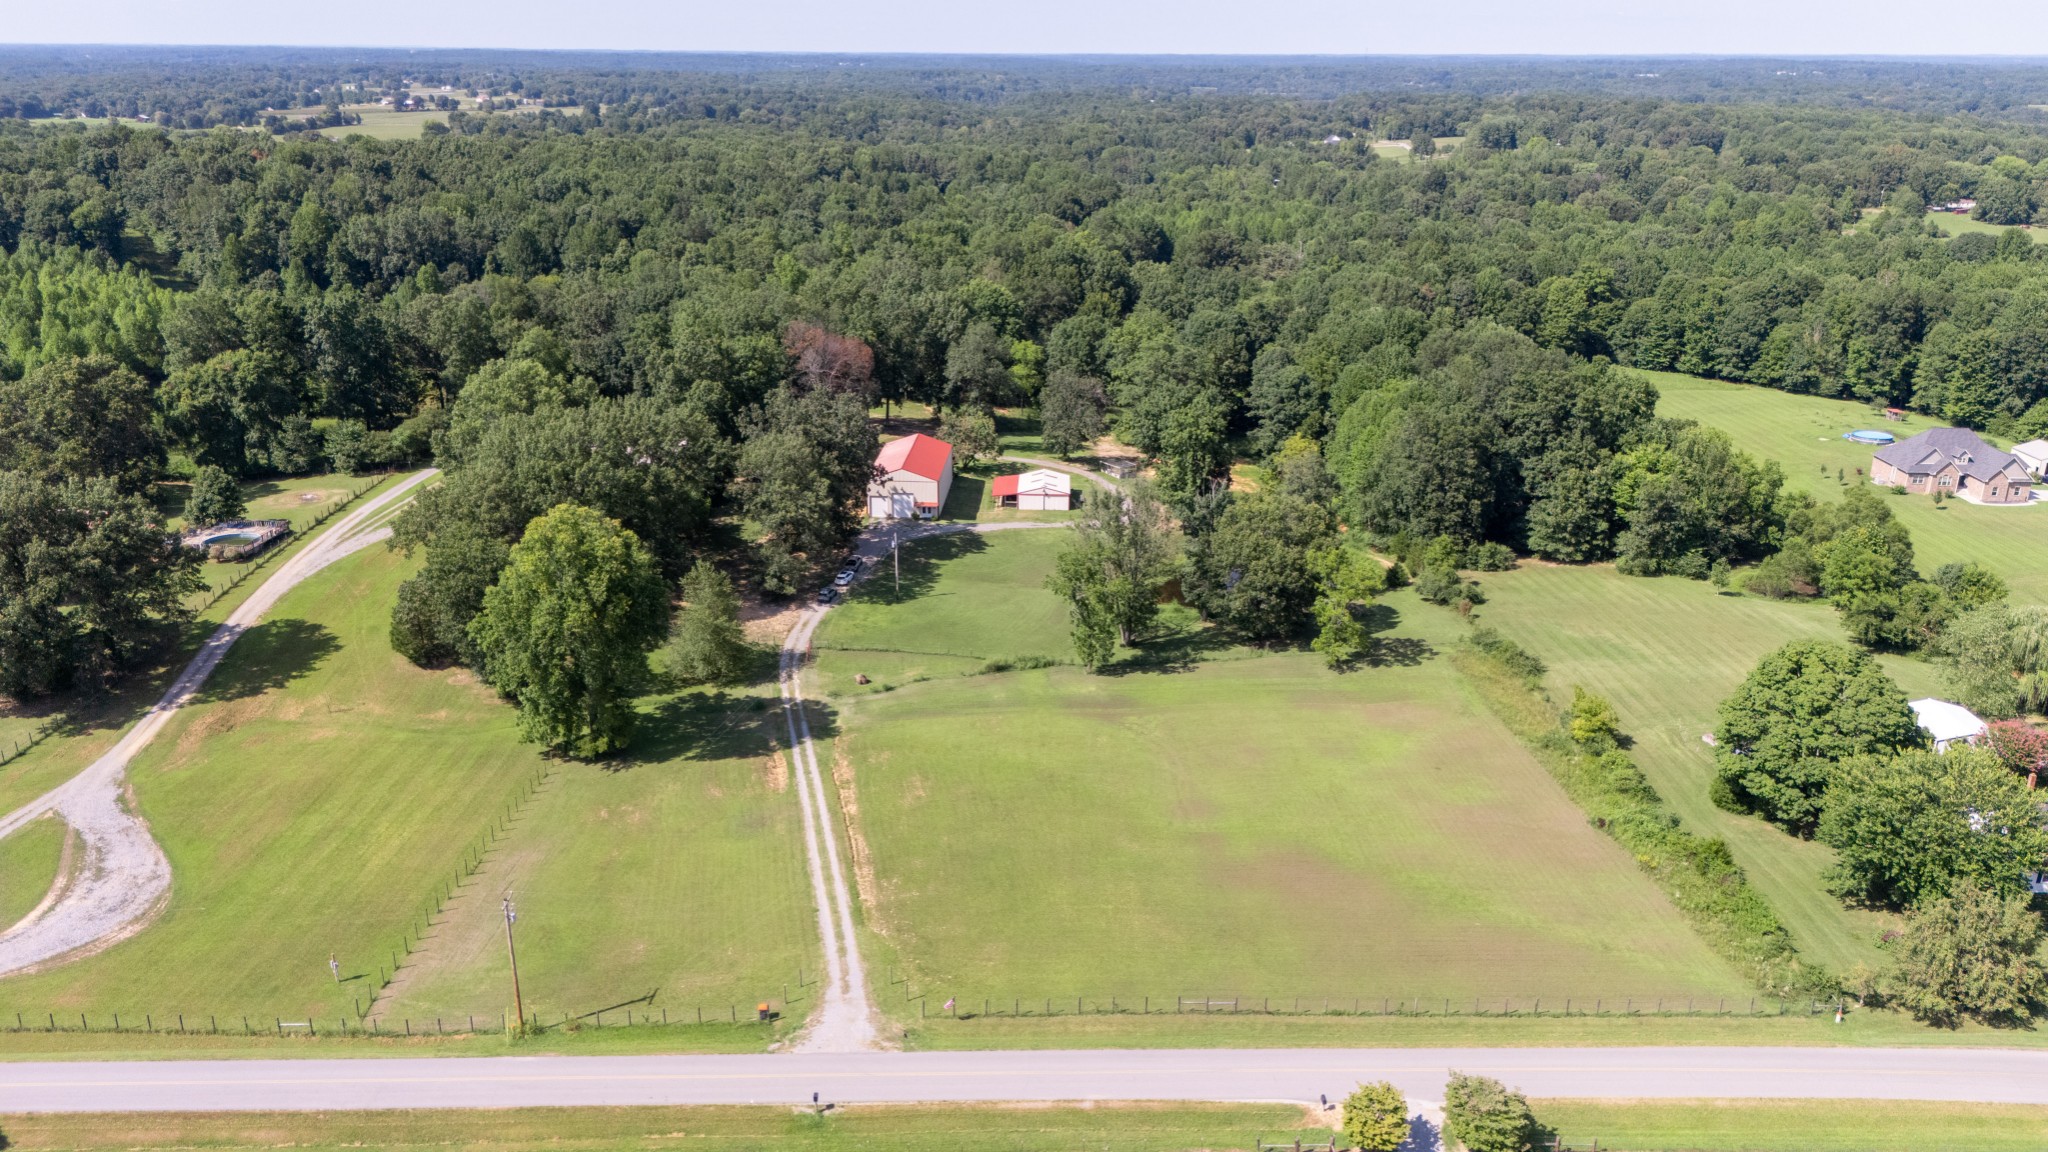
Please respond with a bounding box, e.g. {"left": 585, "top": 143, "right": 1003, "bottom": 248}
{"left": 2014, "top": 439, "right": 2048, "bottom": 479}
{"left": 1101, "top": 458, "right": 1140, "bottom": 480}
{"left": 1910, "top": 698, "right": 1988, "bottom": 754}
{"left": 992, "top": 468, "right": 1074, "bottom": 511}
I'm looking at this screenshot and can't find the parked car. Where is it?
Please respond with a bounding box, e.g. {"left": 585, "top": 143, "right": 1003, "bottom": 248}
{"left": 816, "top": 587, "right": 839, "bottom": 604}
{"left": 833, "top": 568, "right": 857, "bottom": 586}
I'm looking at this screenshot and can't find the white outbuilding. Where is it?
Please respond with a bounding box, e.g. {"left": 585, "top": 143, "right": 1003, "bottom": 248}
{"left": 1909, "top": 698, "right": 1988, "bottom": 753}
{"left": 2013, "top": 439, "right": 2048, "bottom": 479}
{"left": 991, "top": 468, "right": 1074, "bottom": 512}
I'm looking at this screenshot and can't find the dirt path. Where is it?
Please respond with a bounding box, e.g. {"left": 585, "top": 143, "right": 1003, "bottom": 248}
{"left": 0, "top": 469, "right": 438, "bottom": 977}
{"left": 780, "top": 502, "right": 1082, "bottom": 1052}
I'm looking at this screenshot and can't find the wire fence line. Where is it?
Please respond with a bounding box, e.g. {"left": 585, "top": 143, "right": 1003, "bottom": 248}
{"left": 0, "top": 1001, "right": 796, "bottom": 1039}
{"left": 890, "top": 990, "right": 1851, "bottom": 1020}
{"left": 360, "top": 760, "right": 554, "bottom": 1022}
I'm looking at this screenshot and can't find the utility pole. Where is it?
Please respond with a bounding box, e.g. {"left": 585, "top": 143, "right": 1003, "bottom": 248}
{"left": 892, "top": 528, "right": 900, "bottom": 599}
{"left": 502, "top": 893, "right": 525, "bottom": 1031}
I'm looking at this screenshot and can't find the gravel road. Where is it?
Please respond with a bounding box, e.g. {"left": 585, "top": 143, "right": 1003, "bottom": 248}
{"left": 0, "top": 470, "right": 437, "bottom": 977}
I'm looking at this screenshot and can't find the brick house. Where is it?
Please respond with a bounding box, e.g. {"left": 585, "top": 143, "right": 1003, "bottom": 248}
{"left": 1871, "top": 428, "right": 2034, "bottom": 505}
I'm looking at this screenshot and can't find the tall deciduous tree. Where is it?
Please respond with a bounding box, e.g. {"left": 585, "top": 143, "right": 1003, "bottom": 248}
{"left": 732, "top": 386, "right": 876, "bottom": 594}
{"left": 1819, "top": 748, "right": 2048, "bottom": 909}
{"left": 659, "top": 560, "right": 753, "bottom": 687}
{"left": 1037, "top": 370, "right": 1107, "bottom": 459}
{"left": 1714, "top": 640, "right": 1924, "bottom": 832}
{"left": 1886, "top": 880, "right": 2048, "bottom": 1028}
{"left": 469, "top": 504, "right": 670, "bottom": 758}
{"left": 1442, "top": 1072, "right": 1537, "bottom": 1152}
{"left": 184, "top": 465, "right": 244, "bottom": 527}
{"left": 1045, "top": 481, "right": 1179, "bottom": 667}
{"left": 1940, "top": 604, "right": 2048, "bottom": 720}
{"left": 1184, "top": 489, "right": 1334, "bottom": 641}
{"left": 0, "top": 472, "right": 202, "bottom": 698}
{"left": 0, "top": 355, "right": 164, "bottom": 494}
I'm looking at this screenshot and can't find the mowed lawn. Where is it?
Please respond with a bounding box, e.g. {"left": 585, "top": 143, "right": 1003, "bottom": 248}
{"left": 382, "top": 679, "right": 817, "bottom": 1026}
{"left": 1537, "top": 1098, "right": 2048, "bottom": 1152}
{"left": 0, "top": 815, "right": 67, "bottom": 931}
{"left": 0, "top": 544, "right": 815, "bottom": 1026}
{"left": 814, "top": 532, "right": 1750, "bottom": 1005}
{"left": 0, "top": 1103, "right": 1312, "bottom": 1152}
{"left": 1475, "top": 565, "right": 1945, "bottom": 974}
{"left": 1647, "top": 370, "right": 2048, "bottom": 604}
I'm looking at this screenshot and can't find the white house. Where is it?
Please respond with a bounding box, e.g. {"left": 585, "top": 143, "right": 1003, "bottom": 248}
{"left": 1910, "top": 698, "right": 1988, "bottom": 753}
{"left": 867, "top": 433, "right": 954, "bottom": 520}
{"left": 2013, "top": 439, "right": 2048, "bottom": 479}
{"left": 991, "top": 468, "right": 1073, "bottom": 512}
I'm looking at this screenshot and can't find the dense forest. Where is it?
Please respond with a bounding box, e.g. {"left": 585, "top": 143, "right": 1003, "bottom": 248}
{"left": 6, "top": 52, "right": 2048, "bottom": 706}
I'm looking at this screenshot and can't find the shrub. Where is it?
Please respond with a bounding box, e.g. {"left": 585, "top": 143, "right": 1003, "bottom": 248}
{"left": 1468, "top": 628, "right": 1545, "bottom": 684}
{"left": 1568, "top": 687, "right": 1621, "bottom": 750}
{"left": 1443, "top": 1072, "right": 1537, "bottom": 1152}
{"left": 1342, "top": 1081, "right": 1409, "bottom": 1152}
{"left": 1468, "top": 541, "right": 1516, "bottom": 571}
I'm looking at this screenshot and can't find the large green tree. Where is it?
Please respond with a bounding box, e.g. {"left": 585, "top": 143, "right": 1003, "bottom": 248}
{"left": 1819, "top": 749, "right": 2048, "bottom": 909}
{"left": 1442, "top": 1072, "right": 1538, "bottom": 1152}
{"left": 1342, "top": 1082, "right": 1410, "bottom": 1152}
{"left": 468, "top": 504, "right": 671, "bottom": 758}
{"left": 1886, "top": 880, "right": 2048, "bottom": 1028}
{"left": 1045, "top": 481, "right": 1179, "bottom": 668}
{"left": 391, "top": 396, "right": 723, "bottom": 664}
{"left": 1714, "top": 640, "right": 1924, "bottom": 832}
{"left": 731, "top": 386, "right": 876, "bottom": 594}
{"left": 0, "top": 472, "right": 202, "bottom": 698}
{"left": 0, "top": 355, "right": 164, "bottom": 494}
{"left": 1183, "top": 489, "right": 1334, "bottom": 641}
{"left": 1940, "top": 604, "right": 2048, "bottom": 720}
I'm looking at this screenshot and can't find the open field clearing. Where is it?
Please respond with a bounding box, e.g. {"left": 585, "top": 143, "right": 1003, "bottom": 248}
{"left": 813, "top": 532, "right": 1750, "bottom": 1009}
{"left": 1474, "top": 565, "right": 1941, "bottom": 975}
{"left": 317, "top": 110, "right": 447, "bottom": 139}
{"left": 1646, "top": 370, "right": 2048, "bottom": 603}
{"left": 1924, "top": 211, "right": 2048, "bottom": 243}
{"left": 0, "top": 542, "right": 813, "bottom": 1029}
{"left": 1536, "top": 1098, "right": 2048, "bottom": 1151}
{"left": 0, "top": 1102, "right": 1311, "bottom": 1152}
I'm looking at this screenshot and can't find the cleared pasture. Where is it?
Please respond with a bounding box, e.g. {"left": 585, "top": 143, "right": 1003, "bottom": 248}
{"left": 812, "top": 532, "right": 1751, "bottom": 1009}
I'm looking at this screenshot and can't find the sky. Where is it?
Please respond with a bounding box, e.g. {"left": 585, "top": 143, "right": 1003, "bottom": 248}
{"left": 6, "top": 0, "right": 2048, "bottom": 56}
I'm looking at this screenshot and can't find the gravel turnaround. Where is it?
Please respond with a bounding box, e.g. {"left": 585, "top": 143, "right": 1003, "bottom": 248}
{"left": 0, "top": 470, "right": 438, "bottom": 977}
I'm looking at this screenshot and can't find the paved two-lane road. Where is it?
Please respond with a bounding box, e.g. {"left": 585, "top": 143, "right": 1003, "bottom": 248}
{"left": 2, "top": 1047, "right": 2045, "bottom": 1112}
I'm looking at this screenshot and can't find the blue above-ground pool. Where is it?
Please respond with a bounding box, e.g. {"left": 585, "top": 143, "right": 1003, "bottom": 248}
{"left": 1844, "top": 429, "right": 1896, "bottom": 445}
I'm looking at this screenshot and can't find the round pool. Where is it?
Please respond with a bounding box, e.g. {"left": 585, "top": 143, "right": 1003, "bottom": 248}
{"left": 200, "top": 532, "right": 260, "bottom": 548}
{"left": 1843, "top": 430, "right": 1896, "bottom": 445}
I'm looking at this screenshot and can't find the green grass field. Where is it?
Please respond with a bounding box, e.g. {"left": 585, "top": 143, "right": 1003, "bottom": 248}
{"left": 1647, "top": 370, "right": 2048, "bottom": 604}
{"left": 1473, "top": 564, "right": 1943, "bottom": 975}
{"left": 0, "top": 815, "right": 66, "bottom": 931}
{"left": 1537, "top": 1098, "right": 2048, "bottom": 1151}
{"left": 1924, "top": 210, "right": 2048, "bottom": 243}
{"left": 1465, "top": 369, "right": 2048, "bottom": 976}
{"left": 812, "top": 532, "right": 1751, "bottom": 1010}
{"left": 0, "top": 477, "right": 398, "bottom": 816}
{"left": 0, "top": 1103, "right": 1313, "bottom": 1152}
{"left": 0, "top": 543, "right": 815, "bottom": 1031}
